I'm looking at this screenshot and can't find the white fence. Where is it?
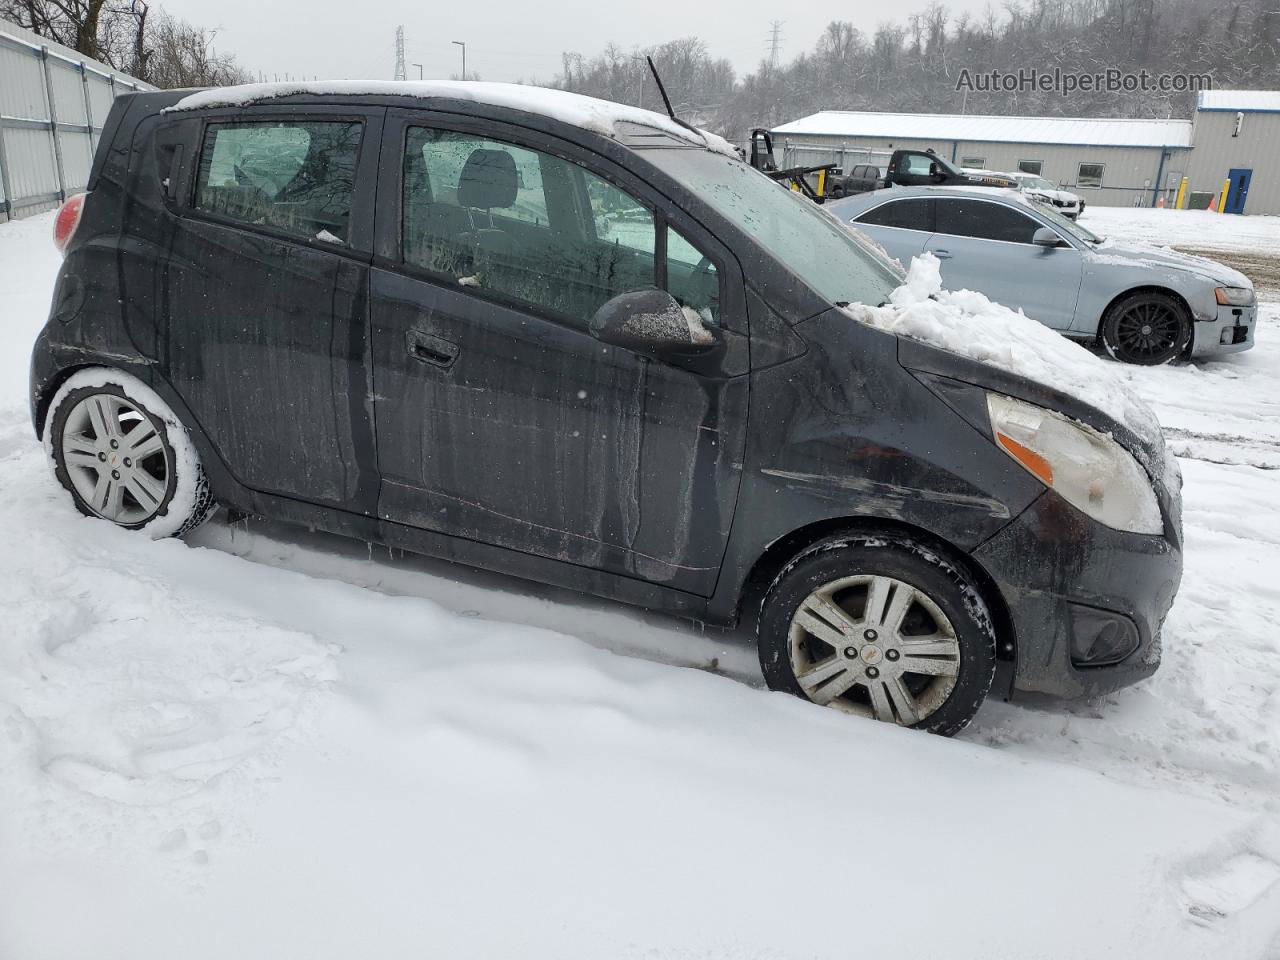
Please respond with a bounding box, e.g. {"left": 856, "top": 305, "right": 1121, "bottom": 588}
{"left": 0, "top": 21, "right": 153, "bottom": 222}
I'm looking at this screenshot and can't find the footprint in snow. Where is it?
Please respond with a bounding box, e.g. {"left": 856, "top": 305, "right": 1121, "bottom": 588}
{"left": 1181, "top": 852, "right": 1280, "bottom": 925}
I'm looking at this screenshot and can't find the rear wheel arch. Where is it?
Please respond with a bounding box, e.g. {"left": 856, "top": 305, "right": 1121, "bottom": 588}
{"left": 738, "top": 516, "right": 1017, "bottom": 668}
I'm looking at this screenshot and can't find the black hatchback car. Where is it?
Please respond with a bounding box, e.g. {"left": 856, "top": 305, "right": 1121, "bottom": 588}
{"left": 30, "top": 82, "right": 1183, "bottom": 735}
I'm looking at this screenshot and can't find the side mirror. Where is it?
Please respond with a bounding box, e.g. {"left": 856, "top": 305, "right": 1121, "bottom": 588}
{"left": 1032, "top": 227, "right": 1066, "bottom": 248}
{"left": 589, "top": 289, "right": 717, "bottom": 355}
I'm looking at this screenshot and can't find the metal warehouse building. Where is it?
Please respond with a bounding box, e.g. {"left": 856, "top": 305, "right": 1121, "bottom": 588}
{"left": 773, "top": 90, "right": 1280, "bottom": 214}
{"left": 771, "top": 111, "right": 1194, "bottom": 210}
{"left": 1185, "top": 90, "right": 1280, "bottom": 215}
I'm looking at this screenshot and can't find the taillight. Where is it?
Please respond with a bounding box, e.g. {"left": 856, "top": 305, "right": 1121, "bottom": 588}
{"left": 53, "top": 192, "right": 87, "bottom": 256}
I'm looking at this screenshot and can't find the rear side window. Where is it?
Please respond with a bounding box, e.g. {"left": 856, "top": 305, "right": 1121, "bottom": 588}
{"left": 194, "top": 120, "right": 362, "bottom": 243}
{"left": 856, "top": 198, "right": 933, "bottom": 232}
{"left": 935, "top": 198, "right": 1039, "bottom": 244}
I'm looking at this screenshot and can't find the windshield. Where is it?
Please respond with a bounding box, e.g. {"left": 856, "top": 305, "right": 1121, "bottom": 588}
{"left": 643, "top": 149, "right": 901, "bottom": 307}
{"left": 1031, "top": 200, "right": 1103, "bottom": 243}
{"left": 1020, "top": 175, "right": 1056, "bottom": 191}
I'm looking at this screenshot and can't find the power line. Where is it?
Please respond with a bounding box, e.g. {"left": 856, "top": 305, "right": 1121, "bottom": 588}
{"left": 767, "top": 20, "right": 784, "bottom": 68}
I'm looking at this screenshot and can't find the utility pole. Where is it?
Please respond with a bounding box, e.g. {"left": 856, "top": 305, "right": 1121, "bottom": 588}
{"left": 631, "top": 54, "right": 647, "bottom": 109}
{"left": 393, "top": 25, "right": 406, "bottom": 81}
{"left": 412, "top": 63, "right": 423, "bottom": 80}
{"left": 452, "top": 40, "right": 466, "bottom": 81}
{"left": 767, "top": 21, "right": 784, "bottom": 68}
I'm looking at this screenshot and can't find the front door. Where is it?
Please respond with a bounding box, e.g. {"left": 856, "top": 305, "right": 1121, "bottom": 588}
{"left": 368, "top": 112, "right": 749, "bottom": 595}
{"left": 927, "top": 197, "right": 1083, "bottom": 330}
{"left": 1225, "top": 168, "right": 1252, "bottom": 215}
{"left": 160, "top": 107, "right": 382, "bottom": 513}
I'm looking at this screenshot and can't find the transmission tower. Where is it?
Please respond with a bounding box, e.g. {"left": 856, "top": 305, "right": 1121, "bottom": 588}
{"left": 394, "top": 25, "right": 407, "bottom": 81}
{"left": 767, "top": 21, "right": 784, "bottom": 67}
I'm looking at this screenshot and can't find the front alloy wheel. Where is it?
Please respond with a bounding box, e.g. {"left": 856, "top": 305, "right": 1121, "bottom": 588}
{"left": 758, "top": 536, "right": 997, "bottom": 736}
{"left": 788, "top": 574, "right": 961, "bottom": 724}
{"left": 1100, "top": 291, "right": 1191, "bottom": 365}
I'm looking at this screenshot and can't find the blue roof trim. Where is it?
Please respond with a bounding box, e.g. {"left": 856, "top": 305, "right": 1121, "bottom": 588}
{"left": 771, "top": 132, "right": 1192, "bottom": 149}
{"left": 1197, "top": 106, "right": 1280, "bottom": 115}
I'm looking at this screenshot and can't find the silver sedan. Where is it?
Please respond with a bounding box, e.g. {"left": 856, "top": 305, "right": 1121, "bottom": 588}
{"left": 829, "top": 186, "right": 1257, "bottom": 364}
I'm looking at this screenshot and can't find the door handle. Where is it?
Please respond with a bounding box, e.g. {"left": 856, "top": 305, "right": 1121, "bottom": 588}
{"left": 932, "top": 249, "right": 953, "bottom": 259}
{"left": 406, "top": 329, "right": 459, "bottom": 369}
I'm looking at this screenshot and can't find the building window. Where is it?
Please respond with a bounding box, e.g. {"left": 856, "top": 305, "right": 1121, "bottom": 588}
{"left": 1077, "top": 162, "right": 1105, "bottom": 188}
{"left": 960, "top": 157, "right": 986, "bottom": 168}
{"left": 1017, "top": 160, "right": 1043, "bottom": 175}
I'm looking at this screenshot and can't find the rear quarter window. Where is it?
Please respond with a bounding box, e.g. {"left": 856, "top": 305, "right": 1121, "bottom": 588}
{"left": 193, "top": 120, "right": 363, "bottom": 244}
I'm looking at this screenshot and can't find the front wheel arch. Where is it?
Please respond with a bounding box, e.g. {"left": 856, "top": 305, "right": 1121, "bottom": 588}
{"left": 739, "top": 516, "right": 1017, "bottom": 672}
{"left": 1095, "top": 285, "right": 1195, "bottom": 361}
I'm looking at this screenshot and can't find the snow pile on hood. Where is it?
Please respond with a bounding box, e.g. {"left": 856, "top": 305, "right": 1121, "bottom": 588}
{"left": 845, "top": 253, "right": 1164, "bottom": 444}
{"left": 167, "top": 80, "right": 738, "bottom": 158}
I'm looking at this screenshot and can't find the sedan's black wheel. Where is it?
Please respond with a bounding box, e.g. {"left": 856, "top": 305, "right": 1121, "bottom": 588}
{"left": 45, "top": 369, "right": 215, "bottom": 538}
{"left": 1100, "top": 291, "right": 1191, "bottom": 365}
{"left": 757, "top": 535, "right": 997, "bottom": 736}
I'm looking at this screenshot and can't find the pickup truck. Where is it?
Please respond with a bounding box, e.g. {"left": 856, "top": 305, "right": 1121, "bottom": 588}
{"left": 883, "top": 149, "right": 1017, "bottom": 189}
{"left": 828, "top": 163, "right": 884, "bottom": 198}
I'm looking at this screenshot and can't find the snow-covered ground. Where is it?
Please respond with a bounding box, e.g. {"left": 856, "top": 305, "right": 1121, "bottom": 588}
{"left": 3, "top": 207, "right": 1280, "bottom": 958}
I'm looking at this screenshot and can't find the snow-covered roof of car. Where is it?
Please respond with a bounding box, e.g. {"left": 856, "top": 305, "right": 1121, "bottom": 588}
{"left": 1197, "top": 89, "right": 1280, "bottom": 113}
{"left": 772, "top": 110, "right": 1194, "bottom": 148}
{"left": 167, "top": 80, "right": 739, "bottom": 158}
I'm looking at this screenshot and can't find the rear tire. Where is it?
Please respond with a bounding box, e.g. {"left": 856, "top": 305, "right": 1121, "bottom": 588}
{"left": 45, "top": 368, "right": 215, "bottom": 538}
{"left": 1099, "top": 291, "right": 1191, "bottom": 365}
{"left": 757, "top": 534, "right": 996, "bottom": 736}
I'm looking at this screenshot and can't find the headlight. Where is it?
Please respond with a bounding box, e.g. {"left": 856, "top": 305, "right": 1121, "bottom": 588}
{"left": 987, "top": 394, "right": 1164, "bottom": 535}
{"left": 1215, "top": 286, "right": 1255, "bottom": 306}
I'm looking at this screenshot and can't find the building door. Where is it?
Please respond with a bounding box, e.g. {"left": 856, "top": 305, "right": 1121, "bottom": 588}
{"left": 1225, "top": 168, "right": 1252, "bottom": 214}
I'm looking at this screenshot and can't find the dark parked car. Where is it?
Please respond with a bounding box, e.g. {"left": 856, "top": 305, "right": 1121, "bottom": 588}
{"left": 32, "top": 82, "right": 1183, "bottom": 734}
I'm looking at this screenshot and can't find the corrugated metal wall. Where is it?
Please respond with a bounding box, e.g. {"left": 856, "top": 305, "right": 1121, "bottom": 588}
{"left": 0, "top": 20, "right": 152, "bottom": 222}
{"left": 1186, "top": 110, "right": 1280, "bottom": 215}
{"left": 777, "top": 134, "right": 1191, "bottom": 209}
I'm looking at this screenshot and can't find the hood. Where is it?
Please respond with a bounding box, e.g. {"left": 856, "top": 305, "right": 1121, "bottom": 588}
{"left": 1089, "top": 240, "right": 1252, "bottom": 289}
{"left": 1021, "top": 186, "right": 1077, "bottom": 204}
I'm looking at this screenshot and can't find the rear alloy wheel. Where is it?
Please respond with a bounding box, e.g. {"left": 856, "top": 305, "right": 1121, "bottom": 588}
{"left": 1100, "top": 291, "right": 1191, "bottom": 365}
{"left": 46, "top": 369, "right": 215, "bottom": 538}
{"left": 758, "top": 536, "right": 997, "bottom": 736}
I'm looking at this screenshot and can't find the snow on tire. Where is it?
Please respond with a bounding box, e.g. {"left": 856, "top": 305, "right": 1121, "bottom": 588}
{"left": 44, "top": 368, "right": 215, "bottom": 538}
{"left": 757, "top": 534, "right": 997, "bottom": 736}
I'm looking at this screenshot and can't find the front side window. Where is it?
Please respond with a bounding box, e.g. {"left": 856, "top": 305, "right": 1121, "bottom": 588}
{"left": 403, "top": 127, "right": 729, "bottom": 328}
{"left": 667, "top": 226, "right": 720, "bottom": 325}
{"left": 935, "top": 198, "right": 1040, "bottom": 244}
{"left": 857, "top": 198, "right": 933, "bottom": 232}
{"left": 1018, "top": 159, "right": 1043, "bottom": 175}
{"left": 900, "top": 153, "right": 936, "bottom": 176}
{"left": 1077, "top": 163, "right": 1105, "bottom": 188}
{"left": 194, "top": 120, "right": 362, "bottom": 243}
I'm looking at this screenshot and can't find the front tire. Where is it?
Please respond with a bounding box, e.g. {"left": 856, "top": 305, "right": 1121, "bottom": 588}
{"left": 758, "top": 535, "right": 997, "bottom": 736}
{"left": 45, "top": 368, "right": 215, "bottom": 538}
{"left": 1099, "top": 291, "right": 1191, "bottom": 365}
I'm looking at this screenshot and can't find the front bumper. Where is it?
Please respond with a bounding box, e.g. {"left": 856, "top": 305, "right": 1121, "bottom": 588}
{"left": 972, "top": 491, "right": 1182, "bottom": 700}
{"left": 1190, "top": 302, "right": 1257, "bottom": 357}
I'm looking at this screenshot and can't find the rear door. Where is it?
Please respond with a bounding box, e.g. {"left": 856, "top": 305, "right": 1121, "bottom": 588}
{"left": 927, "top": 197, "right": 1082, "bottom": 330}
{"left": 847, "top": 196, "right": 934, "bottom": 267}
{"left": 368, "top": 110, "right": 749, "bottom": 595}
{"left": 158, "top": 105, "right": 383, "bottom": 513}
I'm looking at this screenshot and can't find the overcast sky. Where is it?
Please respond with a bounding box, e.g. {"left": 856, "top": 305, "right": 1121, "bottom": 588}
{"left": 158, "top": 0, "right": 997, "bottom": 86}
